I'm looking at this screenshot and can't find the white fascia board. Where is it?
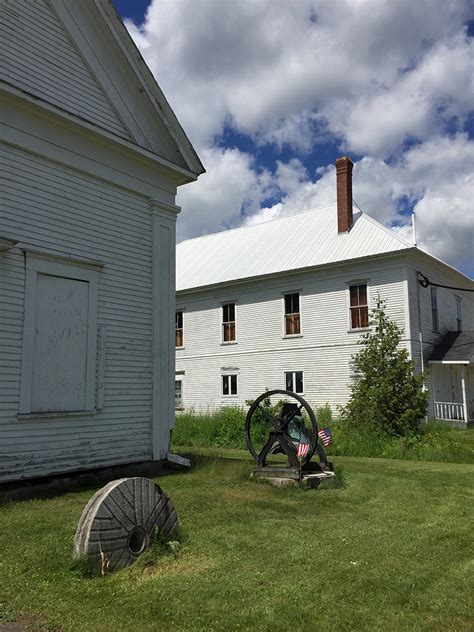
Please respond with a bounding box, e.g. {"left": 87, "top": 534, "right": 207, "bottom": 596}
{"left": 1, "top": 81, "right": 198, "bottom": 186}
{"left": 408, "top": 248, "right": 474, "bottom": 287}
{"left": 428, "top": 360, "right": 471, "bottom": 365}
{"left": 93, "top": 0, "right": 205, "bottom": 177}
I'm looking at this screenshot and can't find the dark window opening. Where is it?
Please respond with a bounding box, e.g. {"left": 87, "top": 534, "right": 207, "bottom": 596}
{"left": 349, "top": 284, "right": 368, "bottom": 329}
{"left": 284, "top": 292, "right": 300, "bottom": 335}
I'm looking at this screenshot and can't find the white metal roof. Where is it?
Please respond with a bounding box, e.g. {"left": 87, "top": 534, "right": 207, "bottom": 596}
{"left": 176, "top": 204, "right": 414, "bottom": 292}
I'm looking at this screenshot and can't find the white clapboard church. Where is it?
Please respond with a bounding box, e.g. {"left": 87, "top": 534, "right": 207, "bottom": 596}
{"left": 176, "top": 158, "right": 474, "bottom": 424}
{"left": 0, "top": 0, "right": 204, "bottom": 482}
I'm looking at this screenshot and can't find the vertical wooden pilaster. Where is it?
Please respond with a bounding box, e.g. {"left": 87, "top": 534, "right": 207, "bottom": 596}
{"left": 150, "top": 199, "right": 180, "bottom": 460}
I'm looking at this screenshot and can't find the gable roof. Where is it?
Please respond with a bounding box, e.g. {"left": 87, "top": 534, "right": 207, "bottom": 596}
{"left": 1, "top": 0, "right": 204, "bottom": 179}
{"left": 176, "top": 204, "right": 414, "bottom": 291}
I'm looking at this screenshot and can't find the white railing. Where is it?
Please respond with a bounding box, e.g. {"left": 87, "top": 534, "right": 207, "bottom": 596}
{"left": 434, "top": 401, "right": 465, "bottom": 421}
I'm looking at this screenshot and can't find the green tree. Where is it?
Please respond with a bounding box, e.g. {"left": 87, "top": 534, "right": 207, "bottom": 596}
{"left": 341, "top": 296, "right": 427, "bottom": 436}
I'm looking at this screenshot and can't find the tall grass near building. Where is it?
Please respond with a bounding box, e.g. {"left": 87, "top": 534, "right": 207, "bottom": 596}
{"left": 173, "top": 406, "right": 474, "bottom": 464}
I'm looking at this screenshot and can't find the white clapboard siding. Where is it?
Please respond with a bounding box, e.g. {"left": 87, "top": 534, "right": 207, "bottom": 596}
{"left": 405, "top": 257, "right": 474, "bottom": 418}
{"left": 175, "top": 258, "right": 408, "bottom": 412}
{"left": 0, "top": 0, "right": 131, "bottom": 140}
{"left": 0, "top": 143, "right": 154, "bottom": 481}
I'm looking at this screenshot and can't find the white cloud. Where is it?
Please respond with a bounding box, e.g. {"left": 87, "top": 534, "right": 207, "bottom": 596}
{"left": 125, "top": 1, "right": 473, "bottom": 274}
{"left": 245, "top": 135, "right": 474, "bottom": 271}
{"left": 127, "top": 0, "right": 472, "bottom": 154}
{"left": 176, "top": 146, "right": 273, "bottom": 241}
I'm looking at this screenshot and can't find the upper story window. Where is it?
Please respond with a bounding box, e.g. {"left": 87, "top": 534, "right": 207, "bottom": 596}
{"left": 175, "top": 310, "right": 184, "bottom": 347}
{"left": 431, "top": 287, "right": 439, "bottom": 332}
{"left": 284, "top": 292, "right": 300, "bottom": 335}
{"left": 456, "top": 296, "right": 462, "bottom": 332}
{"left": 222, "top": 302, "right": 236, "bottom": 342}
{"left": 285, "top": 371, "right": 304, "bottom": 394}
{"left": 349, "top": 283, "right": 369, "bottom": 329}
{"left": 222, "top": 374, "right": 238, "bottom": 396}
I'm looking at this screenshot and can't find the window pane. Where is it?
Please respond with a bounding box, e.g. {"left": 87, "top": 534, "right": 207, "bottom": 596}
{"left": 285, "top": 313, "right": 300, "bottom": 335}
{"left": 222, "top": 375, "right": 229, "bottom": 395}
{"left": 292, "top": 293, "right": 299, "bottom": 313}
{"left": 358, "top": 284, "right": 367, "bottom": 305}
{"left": 175, "top": 329, "right": 183, "bottom": 347}
{"left": 284, "top": 294, "right": 292, "bottom": 314}
{"left": 295, "top": 372, "right": 303, "bottom": 393}
{"left": 285, "top": 372, "right": 293, "bottom": 391}
{"left": 229, "top": 303, "right": 235, "bottom": 321}
{"left": 360, "top": 306, "right": 369, "bottom": 328}
{"left": 350, "top": 285, "right": 358, "bottom": 307}
{"left": 230, "top": 374, "right": 237, "bottom": 394}
{"left": 175, "top": 381, "right": 182, "bottom": 408}
{"left": 223, "top": 304, "right": 229, "bottom": 322}
{"left": 223, "top": 322, "right": 236, "bottom": 342}
{"left": 175, "top": 311, "right": 183, "bottom": 328}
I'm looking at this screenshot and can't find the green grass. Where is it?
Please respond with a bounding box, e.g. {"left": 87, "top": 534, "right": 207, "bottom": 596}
{"left": 1, "top": 453, "right": 473, "bottom": 631}
{"left": 173, "top": 408, "right": 474, "bottom": 464}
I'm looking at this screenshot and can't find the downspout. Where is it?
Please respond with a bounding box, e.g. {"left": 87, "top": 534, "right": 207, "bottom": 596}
{"left": 415, "top": 271, "right": 429, "bottom": 421}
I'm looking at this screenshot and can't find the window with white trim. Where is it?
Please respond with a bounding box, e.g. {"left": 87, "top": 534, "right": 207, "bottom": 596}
{"left": 175, "top": 310, "right": 184, "bottom": 347}
{"left": 19, "top": 255, "right": 99, "bottom": 414}
{"left": 455, "top": 296, "right": 462, "bottom": 332}
{"left": 431, "top": 287, "right": 439, "bottom": 331}
{"left": 285, "top": 371, "right": 304, "bottom": 394}
{"left": 222, "top": 374, "right": 238, "bottom": 396}
{"left": 175, "top": 379, "right": 183, "bottom": 409}
{"left": 349, "top": 283, "right": 369, "bottom": 329}
{"left": 222, "top": 302, "right": 236, "bottom": 342}
{"left": 284, "top": 292, "right": 300, "bottom": 335}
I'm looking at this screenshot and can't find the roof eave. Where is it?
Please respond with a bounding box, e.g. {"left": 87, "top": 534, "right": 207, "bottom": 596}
{"left": 176, "top": 247, "right": 415, "bottom": 295}
{"left": 95, "top": 0, "right": 205, "bottom": 178}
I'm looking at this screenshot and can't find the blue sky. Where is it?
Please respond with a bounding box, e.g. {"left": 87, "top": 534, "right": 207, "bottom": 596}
{"left": 116, "top": 1, "right": 473, "bottom": 277}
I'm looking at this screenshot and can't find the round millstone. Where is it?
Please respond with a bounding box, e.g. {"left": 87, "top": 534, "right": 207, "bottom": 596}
{"left": 73, "top": 477, "right": 178, "bottom": 572}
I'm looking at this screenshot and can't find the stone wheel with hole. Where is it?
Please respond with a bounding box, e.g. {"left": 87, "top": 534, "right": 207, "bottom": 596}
{"left": 73, "top": 477, "right": 178, "bottom": 572}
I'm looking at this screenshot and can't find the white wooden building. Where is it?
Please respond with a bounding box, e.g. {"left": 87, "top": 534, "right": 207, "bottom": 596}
{"left": 0, "top": 0, "right": 204, "bottom": 482}
{"left": 176, "top": 157, "right": 474, "bottom": 424}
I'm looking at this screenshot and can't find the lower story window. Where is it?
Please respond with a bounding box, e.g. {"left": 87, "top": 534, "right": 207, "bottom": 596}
{"left": 285, "top": 371, "right": 304, "bottom": 394}
{"left": 175, "top": 380, "right": 183, "bottom": 409}
{"left": 222, "top": 374, "right": 238, "bottom": 396}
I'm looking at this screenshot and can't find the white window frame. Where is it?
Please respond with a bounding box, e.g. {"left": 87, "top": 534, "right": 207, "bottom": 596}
{"left": 221, "top": 301, "right": 237, "bottom": 345}
{"left": 175, "top": 309, "right": 184, "bottom": 348}
{"left": 283, "top": 291, "right": 302, "bottom": 338}
{"left": 19, "top": 254, "right": 99, "bottom": 415}
{"left": 222, "top": 373, "right": 238, "bottom": 397}
{"left": 347, "top": 280, "right": 370, "bottom": 332}
{"left": 175, "top": 375, "right": 184, "bottom": 410}
{"left": 284, "top": 371, "right": 304, "bottom": 394}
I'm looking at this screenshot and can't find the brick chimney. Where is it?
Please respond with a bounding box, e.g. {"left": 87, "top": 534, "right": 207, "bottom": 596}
{"left": 336, "top": 156, "right": 354, "bottom": 233}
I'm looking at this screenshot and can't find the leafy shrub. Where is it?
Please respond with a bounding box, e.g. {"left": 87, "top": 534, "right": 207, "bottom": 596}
{"left": 340, "top": 296, "right": 428, "bottom": 437}
{"left": 316, "top": 403, "right": 333, "bottom": 428}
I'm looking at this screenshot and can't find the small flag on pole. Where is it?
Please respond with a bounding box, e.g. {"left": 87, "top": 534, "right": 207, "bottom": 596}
{"left": 296, "top": 441, "right": 309, "bottom": 458}
{"left": 318, "top": 427, "right": 332, "bottom": 447}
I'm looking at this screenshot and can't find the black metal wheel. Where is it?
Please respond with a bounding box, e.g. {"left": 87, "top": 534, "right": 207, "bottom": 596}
{"left": 245, "top": 390, "right": 318, "bottom": 468}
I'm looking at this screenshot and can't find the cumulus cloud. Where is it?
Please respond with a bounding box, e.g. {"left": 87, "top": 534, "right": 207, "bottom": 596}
{"left": 176, "top": 146, "right": 273, "bottom": 240}
{"left": 125, "top": 0, "right": 474, "bottom": 274}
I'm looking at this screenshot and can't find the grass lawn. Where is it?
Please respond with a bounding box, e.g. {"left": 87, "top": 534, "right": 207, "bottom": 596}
{"left": 1, "top": 453, "right": 473, "bottom": 631}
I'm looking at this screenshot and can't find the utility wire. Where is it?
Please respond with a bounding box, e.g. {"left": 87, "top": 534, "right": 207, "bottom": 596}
{"left": 417, "top": 272, "right": 474, "bottom": 292}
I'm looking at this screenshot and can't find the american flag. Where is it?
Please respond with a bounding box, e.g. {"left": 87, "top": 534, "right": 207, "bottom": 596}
{"left": 318, "top": 427, "right": 332, "bottom": 447}
{"left": 296, "top": 441, "right": 309, "bottom": 458}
